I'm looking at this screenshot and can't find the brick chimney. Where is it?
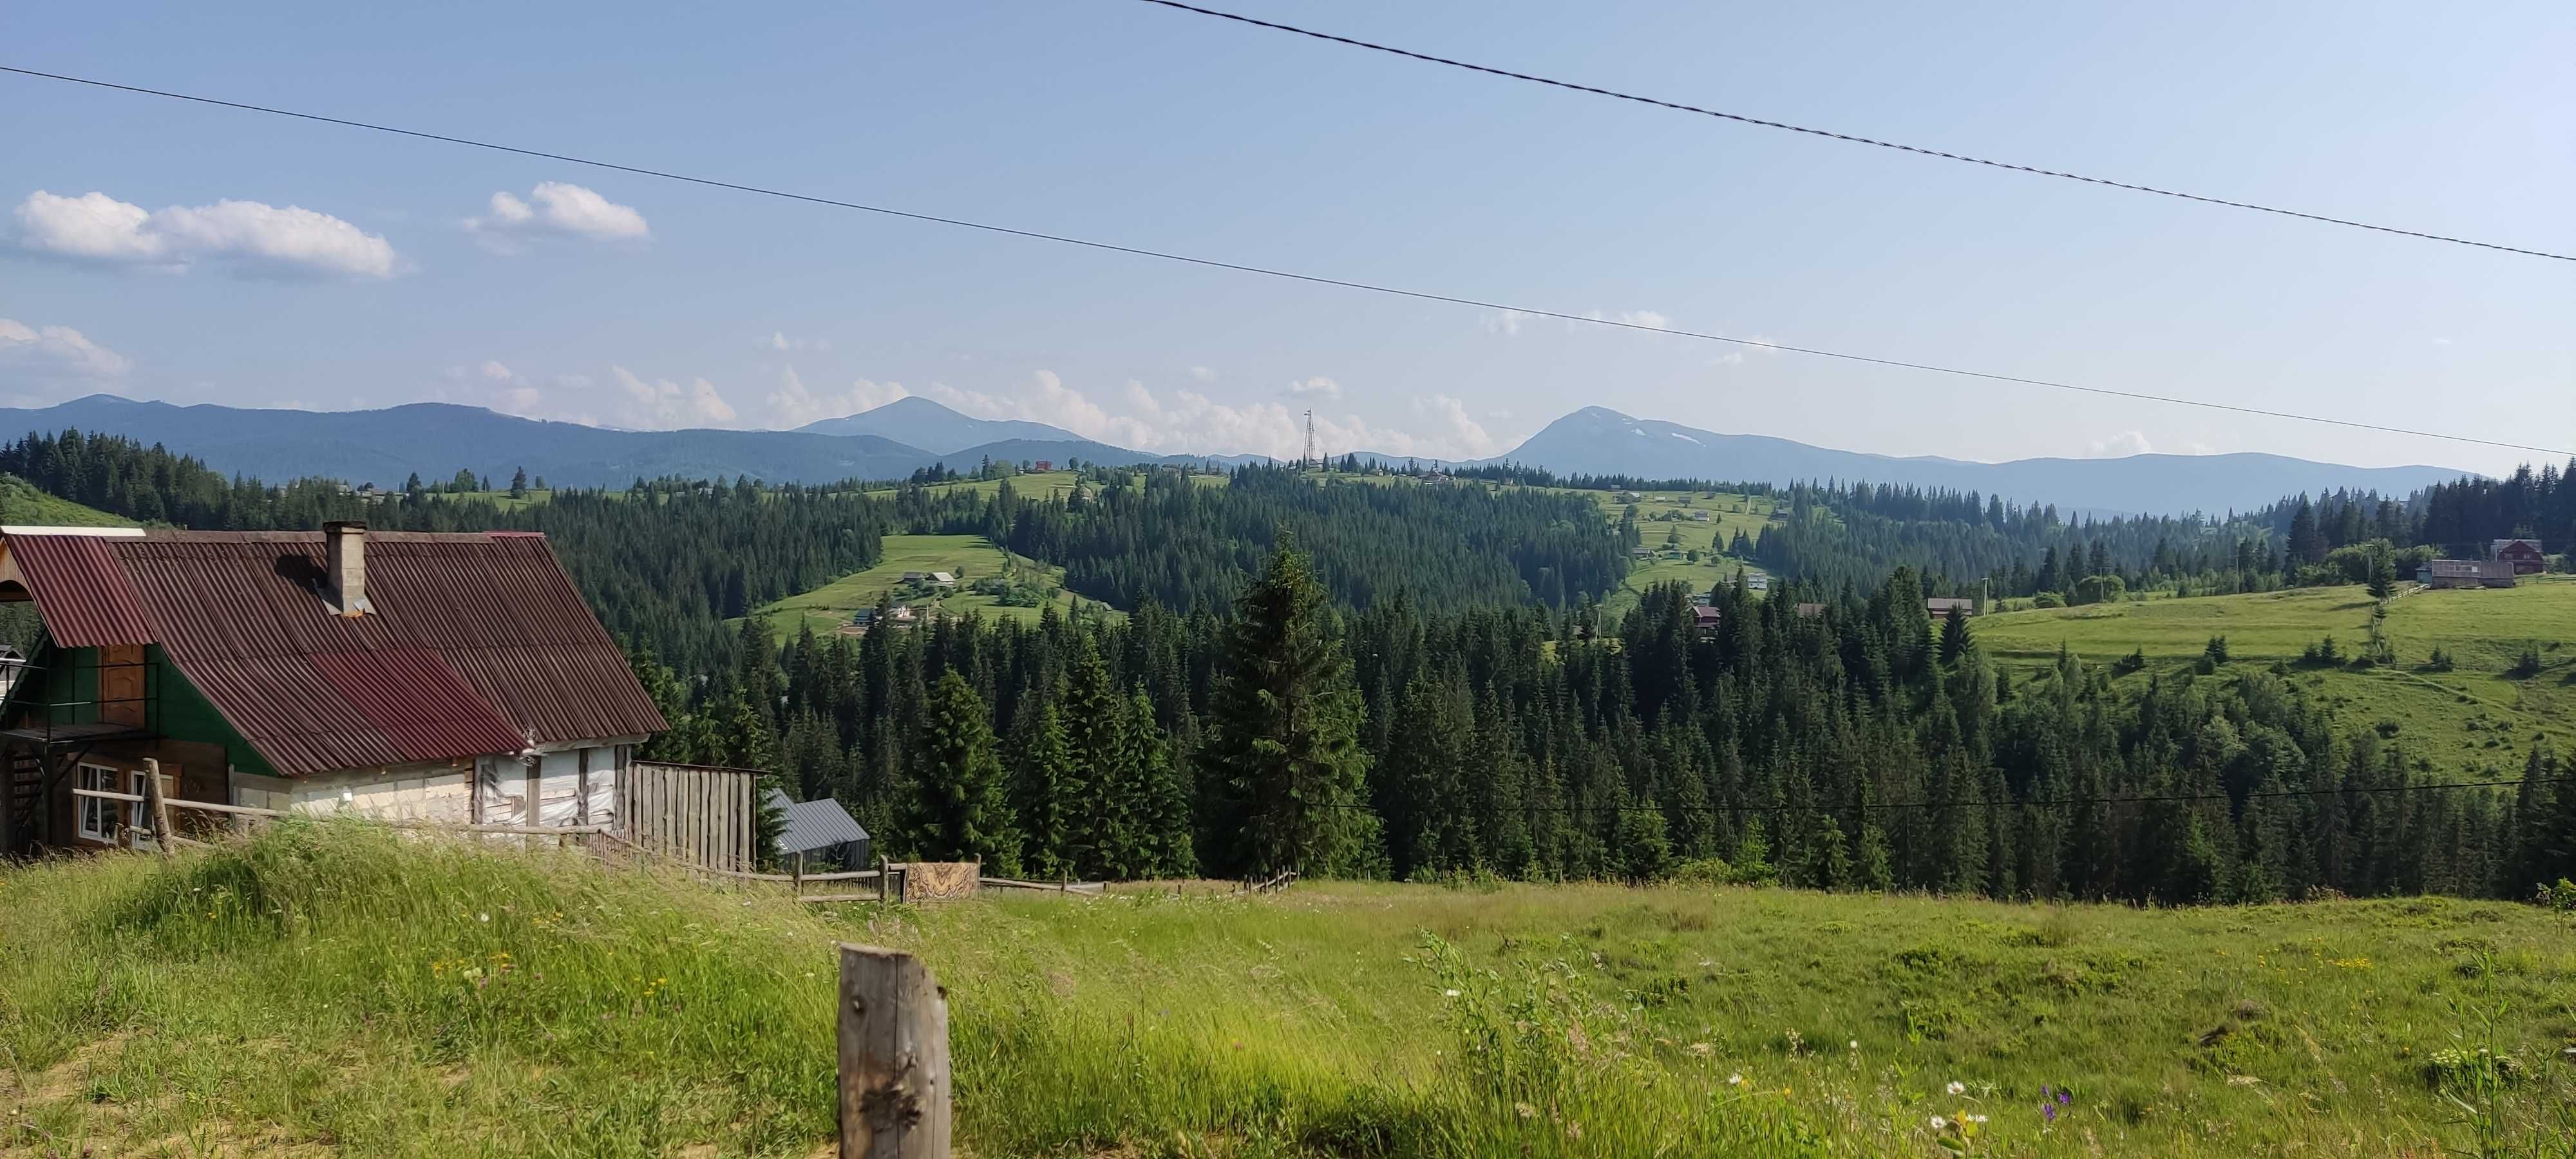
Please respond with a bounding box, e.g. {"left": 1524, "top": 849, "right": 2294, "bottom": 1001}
{"left": 323, "top": 521, "right": 370, "bottom": 616}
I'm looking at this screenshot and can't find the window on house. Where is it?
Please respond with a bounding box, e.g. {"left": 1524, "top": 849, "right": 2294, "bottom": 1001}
{"left": 76, "top": 765, "right": 149, "bottom": 843}
{"left": 77, "top": 764, "right": 118, "bottom": 842}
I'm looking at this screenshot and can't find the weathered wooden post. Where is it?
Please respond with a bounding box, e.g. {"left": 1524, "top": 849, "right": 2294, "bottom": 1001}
{"left": 837, "top": 943, "right": 951, "bottom": 1158}
{"left": 793, "top": 851, "right": 806, "bottom": 899}
{"left": 144, "top": 759, "right": 173, "bottom": 856}
{"left": 877, "top": 856, "right": 890, "bottom": 904}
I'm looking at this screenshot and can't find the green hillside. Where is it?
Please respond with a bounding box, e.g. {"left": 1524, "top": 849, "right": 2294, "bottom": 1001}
{"left": 5, "top": 824, "right": 2570, "bottom": 1156}
{"left": 1592, "top": 487, "right": 1779, "bottom": 617}
{"left": 0, "top": 474, "right": 137, "bottom": 527}
{"left": 1977, "top": 578, "right": 2576, "bottom": 772}
{"left": 752, "top": 532, "right": 1116, "bottom": 637}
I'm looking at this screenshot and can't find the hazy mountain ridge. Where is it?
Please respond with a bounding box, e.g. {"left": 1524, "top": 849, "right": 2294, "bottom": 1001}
{"left": 0, "top": 395, "right": 2476, "bottom": 511}
{"left": 795, "top": 396, "right": 1086, "bottom": 454}
{"left": 1465, "top": 407, "right": 2479, "bottom": 516}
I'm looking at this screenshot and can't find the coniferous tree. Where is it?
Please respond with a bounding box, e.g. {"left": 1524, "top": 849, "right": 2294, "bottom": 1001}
{"left": 1202, "top": 540, "right": 1375, "bottom": 878}
{"left": 913, "top": 672, "right": 1019, "bottom": 872}
{"left": 1127, "top": 688, "right": 1197, "bottom": 878}
{"left": 1008, "top": 692, "right": 1079, "bottom": 880}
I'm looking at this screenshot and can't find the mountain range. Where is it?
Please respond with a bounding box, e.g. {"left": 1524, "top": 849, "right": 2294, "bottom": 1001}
{"left": 0, "top": 394, "right": 2477, "bottom": 514}
{"left": 1459, "top": 408, "right": 2477, "bottom": 516}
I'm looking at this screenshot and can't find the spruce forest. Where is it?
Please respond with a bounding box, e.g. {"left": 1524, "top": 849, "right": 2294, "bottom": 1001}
{"left": 6, "top": 429, "right": 2574, "bottom": 902}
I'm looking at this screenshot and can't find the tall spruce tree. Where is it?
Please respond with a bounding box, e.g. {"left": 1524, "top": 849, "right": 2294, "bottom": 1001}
{"left": 1202, "top": 540, "right": 1375, "bottom": 878}
{"left": 912, "top": 672, "right": 1020, "bottom": 872}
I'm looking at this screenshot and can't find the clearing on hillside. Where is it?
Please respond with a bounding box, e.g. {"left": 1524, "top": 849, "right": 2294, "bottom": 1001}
{"left": 752, "top": 531, "right": 1115, "bottom": 637}
{"left": 3, "top": 824, "right": 2570, "bottom": 1156}
{"left": 1977, "top": 578, "right": 2576, "bottom": 774}
{"left": 1589, "top": 487, "right": 1778, "bottom": 617}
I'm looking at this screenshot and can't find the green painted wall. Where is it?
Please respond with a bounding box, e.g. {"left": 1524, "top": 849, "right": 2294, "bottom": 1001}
{"left": 146, "top": 646, "right": 278, "bottom": 780}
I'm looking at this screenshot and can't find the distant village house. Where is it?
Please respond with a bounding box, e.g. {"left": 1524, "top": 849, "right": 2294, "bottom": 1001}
{"left": 2420, "top": 558, "right": 2517, "bottom": 589}
{"left": 1926, "top": 597, "right": 1981, "bottom": 617}
{"left": 2492, "top": 538, "right": 2546, "bottom": 575}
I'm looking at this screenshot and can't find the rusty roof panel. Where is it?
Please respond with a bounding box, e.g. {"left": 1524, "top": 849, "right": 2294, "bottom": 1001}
{"left": 6, "top": 534, "right": 153, "bottom": 646}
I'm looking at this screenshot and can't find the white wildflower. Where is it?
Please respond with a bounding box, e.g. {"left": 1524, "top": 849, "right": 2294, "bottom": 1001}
{"left": 1946, "top": 1080, "right": 1966, "bottom": 1096}
{"left": 1848, "top": 1039, "right": 1860, "bottom": 1050}
{"left": 477, "top": 912, "right": 491, "bottom": 923}
{"left": 1727, "top": 1073, "right": 1744, "bottom": 1086}
{"left": 1442, "top": 988, "right": 1461, "bottom": 999}
{"left": 1930, "top": 1115, "right": 1948, "bottom": 1129}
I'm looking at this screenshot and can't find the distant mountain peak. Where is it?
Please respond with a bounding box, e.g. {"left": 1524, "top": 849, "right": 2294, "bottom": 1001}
{"left": 797, "top": 395, "right": 1092, "bottom": 455}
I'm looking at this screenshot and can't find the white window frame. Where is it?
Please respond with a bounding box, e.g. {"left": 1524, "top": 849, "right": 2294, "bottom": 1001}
{"left": 76, "top": 764, "right": 149, "bottom": 843}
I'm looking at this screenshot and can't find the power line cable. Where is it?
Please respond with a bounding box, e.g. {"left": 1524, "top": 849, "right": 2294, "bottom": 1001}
{"left": 5, "top": 64, "right": 2568, "bottom": 459}
{"left": 1309, "top": 775, "right": 2571, "bottom": 816}
{"left": 1130, "top": 0, "right": 2576, "bottom": 264}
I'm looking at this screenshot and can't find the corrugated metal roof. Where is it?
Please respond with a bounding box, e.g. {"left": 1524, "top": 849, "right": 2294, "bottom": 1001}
{"left": 3, "top": 529, "right": 667, "bottom": 776}
{"left": 8, "top": 534, "right": 155, "bottom": 646}
{"left": 766, "top": 787, "right": 869, "bottom": 854}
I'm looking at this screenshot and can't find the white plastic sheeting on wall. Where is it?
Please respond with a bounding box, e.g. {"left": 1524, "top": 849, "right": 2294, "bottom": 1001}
{"left": 475, "top": 755, "right": 527, "bottom": 825}
{"left": 535, "top": 749, "right": 583, "bottom": 827}
{"left": 583, "top": 746, "right": 620, "bottom": 827}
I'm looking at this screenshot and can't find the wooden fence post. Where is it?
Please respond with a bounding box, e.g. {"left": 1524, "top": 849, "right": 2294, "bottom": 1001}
{"left": 837, "top": 943, "right": 951, "bottom": 1158}
{"left": 144, "top": 759, "right": 173, "bottom": 856}
{"left": 877, "top": 856, "right": 890, "bottom": 905}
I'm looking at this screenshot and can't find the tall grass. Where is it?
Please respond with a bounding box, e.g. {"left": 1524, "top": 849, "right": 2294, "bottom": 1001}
{"left": 4, "top": 823, "right": 2573, "bottom": 1156}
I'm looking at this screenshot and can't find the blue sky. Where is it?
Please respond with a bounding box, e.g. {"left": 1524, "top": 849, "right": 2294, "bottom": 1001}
{"left": 4, "top": 0, "right": 2568, "bottom": 473}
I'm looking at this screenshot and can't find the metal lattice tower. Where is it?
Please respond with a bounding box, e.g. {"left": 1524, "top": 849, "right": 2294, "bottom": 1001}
{"left": 1303, "top": 409, "right": 1317, "bottom": 471}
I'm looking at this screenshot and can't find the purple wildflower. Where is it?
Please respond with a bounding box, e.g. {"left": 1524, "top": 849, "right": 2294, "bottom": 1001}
{"left": 2058, "top": 1091, "right": 2071, "bottom": 1105}
{"left": 2043, "top": 1104, "right": 2056, "bottom": 1122}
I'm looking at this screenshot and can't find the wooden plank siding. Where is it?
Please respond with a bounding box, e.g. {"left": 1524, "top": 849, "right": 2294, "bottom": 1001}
{"left": 620, "top": 762, "right": 759, "bottom": 873}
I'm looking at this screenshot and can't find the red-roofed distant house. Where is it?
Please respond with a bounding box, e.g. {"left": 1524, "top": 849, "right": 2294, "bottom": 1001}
{"left": 0, "top": 523, "right": 677, "bottom": 856}
{"left": 2492, "top": 538, "right": 2545, "bottom": 575}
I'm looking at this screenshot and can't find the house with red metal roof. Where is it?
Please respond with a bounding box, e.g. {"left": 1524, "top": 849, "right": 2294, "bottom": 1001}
{"left": 0, "top": 522, "right": 674, "bottom": 855}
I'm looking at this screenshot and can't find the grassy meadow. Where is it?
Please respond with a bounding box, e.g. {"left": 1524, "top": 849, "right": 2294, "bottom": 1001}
{"left": 5, "top": 824, "right": 2571, "bottom": 1156}
{"left": 1976, "top": 578, "right": 2576, "bottom": 774}
{"left": 1588, "top": 488, "right": 1780, "bottom": 619}
{"left": 752, "top": 532, "right": 1115, "bottom": 638}
{"left": 0, "top": 474, "right": 137, "bottom": 527}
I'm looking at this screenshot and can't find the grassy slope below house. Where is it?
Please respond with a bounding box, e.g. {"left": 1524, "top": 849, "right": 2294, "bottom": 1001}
{"left": 752, "top": 532, "right": 1114, "bottom": 637}
{"left": 0, "top": 474, "right": 137, "bottom": 527}
{"left": 1976, "top": 578, "right": 2576, "bottom": 773}
{"left": 3, "top": 824, "right": 2570, "bottom": 1156}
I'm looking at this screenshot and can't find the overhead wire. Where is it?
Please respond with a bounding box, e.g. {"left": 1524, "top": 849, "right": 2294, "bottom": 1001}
{"left": 1130, "top": 0, "right": 2576, "bottom": 263}
{"left": 3, "top": 64, "right": 2567, "bottom": 458}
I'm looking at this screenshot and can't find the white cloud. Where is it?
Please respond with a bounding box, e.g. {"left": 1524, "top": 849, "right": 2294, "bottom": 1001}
{"left": 1412, "top": 394, "right": 1499, "bottom": 458}
{"left": 14, "top": 189, "right": 401, "bottom": 278}
{"left": 920, "top": 370, "right": 1504, "bottom": 461}
{"left": 1586, "top": 308, "right": 1669, "bottom": 330}
{"left": 761, "top": 331, "right": 832, "bottom": 353}
{"left": 2085, "top": 430, "right": 2154, "bottom": 458}
{"left": 764, "top": 366, "right": 911, "bottom": 427}
{"left": 612, "top": 366, "right": 737, "bottom": 428}
{"left": 0, "top": 317, "right": 132, "bottom": 381}
{"left": 439, "top": 360, "right": 552, "bottom": 418}
{"left": 1709, "top": 335, "right": 1783, "bottom": 368}
{"left": 1284, "top": 377, "right": 1342, "bottom": 400}
{"left": 466, "top": 182, "right": 649, "bottom": 249}
{"left": 1188, "top": 365, "right": 1218, "bottom": 384}
{"left": 1486, "top": 307, "right": 1672, "bottom": 337}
